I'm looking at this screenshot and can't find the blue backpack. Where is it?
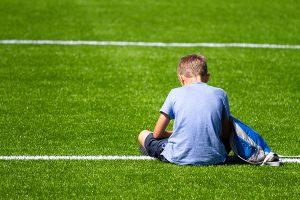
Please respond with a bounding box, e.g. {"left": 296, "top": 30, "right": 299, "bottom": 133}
{"left": 229, "top": 116, "right": 272, "bottom": 165}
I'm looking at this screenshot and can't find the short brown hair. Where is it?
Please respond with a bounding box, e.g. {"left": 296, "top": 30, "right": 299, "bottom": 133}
{"left": 177, "top": 54, "right": 208, "bottom": 78}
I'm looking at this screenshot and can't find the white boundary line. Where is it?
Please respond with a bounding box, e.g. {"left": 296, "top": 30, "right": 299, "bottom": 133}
{"left": 0, "top": 40, "right": 300, "bottom": 49}
{"left": 0, "top": 155, "right": 299, "bottom": 163}
{"left": 0, "top": 155, "right": 155, "bottom": 160}
{"left": 280, "top": 158, "right": 300, "bottom": 163}
{"left": 279, "top": 155, "right": 300, "bottom": 163}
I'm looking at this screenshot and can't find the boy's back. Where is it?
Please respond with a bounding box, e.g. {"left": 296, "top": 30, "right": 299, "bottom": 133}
{"left": 138, "top": 54, "right": 231, "bottom": 166}
{"left": 160, "top": 82, "right": 230, "bottom": 165}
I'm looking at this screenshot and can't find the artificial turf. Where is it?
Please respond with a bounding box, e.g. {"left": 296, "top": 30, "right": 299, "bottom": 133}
{"left": 1, "top": 46, "right": 299, "bottom": 155}
{"left": 0, "top": 0, "right": 299, "bottom": 199}
{"left": 1, "top": 161, "right": 300, "bottom": 199}
{"left": 0, "top": 0, "right": 300, "bottom": 44}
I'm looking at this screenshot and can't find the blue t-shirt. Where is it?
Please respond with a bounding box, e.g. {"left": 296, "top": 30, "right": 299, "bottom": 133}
{"left": 160, "top": 82, "right": 230, "bottom": 165}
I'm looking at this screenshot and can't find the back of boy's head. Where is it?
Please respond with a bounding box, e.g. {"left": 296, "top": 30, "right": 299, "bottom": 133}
{"left": 178, "top": 54, "right": 208, "bottom": 78}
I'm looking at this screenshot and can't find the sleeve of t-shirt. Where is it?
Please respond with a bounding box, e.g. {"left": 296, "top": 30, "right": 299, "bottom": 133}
{"left": 222, "top": 92, "right": 230, "bottom": 119}
{"left": 160, "top": 90, "right": 175, "bottom": 119}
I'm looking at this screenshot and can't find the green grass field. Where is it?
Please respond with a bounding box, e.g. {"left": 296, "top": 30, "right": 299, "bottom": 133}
{"left": 0, "top": 0, "right": 299, "bottom": 199}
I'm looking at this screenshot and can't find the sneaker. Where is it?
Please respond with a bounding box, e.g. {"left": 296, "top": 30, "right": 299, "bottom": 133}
{"left": 261, "top": 152, "right": 280, "bottom": 166}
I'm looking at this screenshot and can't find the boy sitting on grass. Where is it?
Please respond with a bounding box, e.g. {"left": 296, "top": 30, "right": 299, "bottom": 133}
{"left": 138, "top": 54, "right": 231, "bottom": 165}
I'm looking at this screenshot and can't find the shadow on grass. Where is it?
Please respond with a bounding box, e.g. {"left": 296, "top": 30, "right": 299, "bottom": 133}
{"left": 140, "top": 145, "right": 249, "bottom": 166}
{"left": 223, "top": 155, "right": 248, "bottom": 166}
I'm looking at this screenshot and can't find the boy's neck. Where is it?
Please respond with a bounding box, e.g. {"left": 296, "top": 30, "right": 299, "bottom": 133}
{"left": 183, "top": 76, "right": 204, "bottom": 86}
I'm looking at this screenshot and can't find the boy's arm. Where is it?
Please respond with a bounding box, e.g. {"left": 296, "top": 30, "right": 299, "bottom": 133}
{"left": 153, "top": 112, "right": 173, "bottom": 139}
{"left": 220, "top": 92, "right": 232, "bottom": 153}
{"left": 221, "top": 118, "right": 232, "bottom": 153}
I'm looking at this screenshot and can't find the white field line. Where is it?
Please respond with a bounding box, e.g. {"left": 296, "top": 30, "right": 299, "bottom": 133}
{"left": 0, "top": 40, "right": 300, "bottom": 49}
{"left": 280, "top": 158, "right": 300, "bottom": 163}
{"left": 279, "top": 155, "right": 300, "bottom": 163}
{"left": 0, "top": 155, "right": 155, "bottom": 160}
{"left": 0, "top": 155, "right": 299, "bottom": 163}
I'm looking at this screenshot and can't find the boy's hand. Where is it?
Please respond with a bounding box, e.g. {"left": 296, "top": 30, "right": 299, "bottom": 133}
{"left": 153, "top": 113, "right": 172, "bottom": 139}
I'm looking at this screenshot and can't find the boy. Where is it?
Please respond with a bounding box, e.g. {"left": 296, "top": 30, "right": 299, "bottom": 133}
{"left": 138, "top": 54, "right": 231, "bottom": 165}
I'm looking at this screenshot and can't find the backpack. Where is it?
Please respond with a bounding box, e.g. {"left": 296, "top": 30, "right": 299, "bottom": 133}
{"left": 229, "top": 116, "right": 273, "bottom": 165}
